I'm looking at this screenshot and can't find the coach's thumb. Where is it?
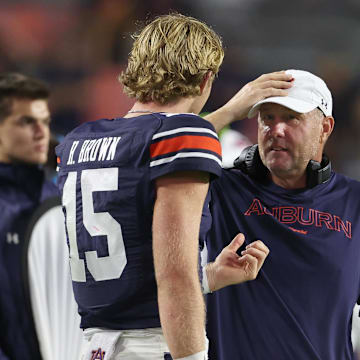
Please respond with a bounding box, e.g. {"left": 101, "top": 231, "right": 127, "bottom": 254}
{"left": 227, "top": 233, "right": 245, "bottom": 252}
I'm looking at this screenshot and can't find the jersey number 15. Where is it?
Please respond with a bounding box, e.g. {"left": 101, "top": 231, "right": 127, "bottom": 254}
{"left": 62, "top": 168, "right": 127, "bottom": 282}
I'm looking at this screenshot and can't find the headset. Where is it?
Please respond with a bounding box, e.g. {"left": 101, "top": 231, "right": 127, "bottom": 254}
{"left": 233, "top": 144, "right": 332, "bottom": 188}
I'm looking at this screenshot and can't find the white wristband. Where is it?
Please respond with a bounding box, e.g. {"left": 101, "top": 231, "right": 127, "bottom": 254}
{"left": 201, "top": 265, "right": 211, "bottom": 294}
{"left": 175, "top": 350, "right": 207, "bottom": 360}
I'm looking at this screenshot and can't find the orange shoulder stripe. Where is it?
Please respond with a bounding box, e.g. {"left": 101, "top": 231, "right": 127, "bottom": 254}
{"left": 150, "top": 135, "right": 221, "bottom": 158}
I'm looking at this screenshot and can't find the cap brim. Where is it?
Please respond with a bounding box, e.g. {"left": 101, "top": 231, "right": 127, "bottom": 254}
{"left": 248, "top": 96, "right": 317, "bottom": 118}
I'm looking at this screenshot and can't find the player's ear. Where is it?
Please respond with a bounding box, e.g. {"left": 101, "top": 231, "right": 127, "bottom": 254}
{"left": 199, "top": 71, "right": 213, "bottom": 94}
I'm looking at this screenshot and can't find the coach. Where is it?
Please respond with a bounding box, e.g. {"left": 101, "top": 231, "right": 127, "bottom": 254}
{"left": 204, "top": 69, "right": 360, "bottom": 360}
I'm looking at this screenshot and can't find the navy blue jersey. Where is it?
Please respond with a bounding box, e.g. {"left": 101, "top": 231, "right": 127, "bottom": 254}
{"left": 56, "top": 112, "right": 222, "bottom": 330}
{"left": 205, "top": 168, "right": 360, "bottom": 360}
{"left": 0, "top": 163, "right": 59, "bottom": 360}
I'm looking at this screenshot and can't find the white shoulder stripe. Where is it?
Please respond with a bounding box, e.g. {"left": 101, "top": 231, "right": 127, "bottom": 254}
{"left": 150, "top": 152, "right": 222, "bottom": 167}
{"left": 163, "top": 112, "right": 196, "bottom": 117}
{"left": 152, "top": 127, "right": 218, "bottom": 140}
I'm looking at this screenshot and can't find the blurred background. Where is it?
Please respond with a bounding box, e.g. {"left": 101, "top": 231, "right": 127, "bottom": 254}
{"left": 1, "top": 0, "right": 360, "bottom": 177}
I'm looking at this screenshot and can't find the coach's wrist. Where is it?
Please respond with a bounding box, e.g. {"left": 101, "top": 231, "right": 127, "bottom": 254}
{"left": 204, "top": 106, "right": 235, "bottom": 133}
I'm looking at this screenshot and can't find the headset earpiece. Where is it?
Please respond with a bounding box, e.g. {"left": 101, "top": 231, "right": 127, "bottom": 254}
{"left": 306, "top": 155, "right": 331, "bottom": 187}
{"left": 234, "top": 144, "right": 331, "bottom": 187}
{"left": 233, "top": 145, "right": 269, "bottom": 182}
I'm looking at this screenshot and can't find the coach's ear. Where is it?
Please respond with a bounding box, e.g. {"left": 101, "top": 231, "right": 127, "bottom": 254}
{"left": 320, "top": 115, "right": 334, "bottom": 144}
{"left": 199, "top": 71, "right": 213, "bottom": 94}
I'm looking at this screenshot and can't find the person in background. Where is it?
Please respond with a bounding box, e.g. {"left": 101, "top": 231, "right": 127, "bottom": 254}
{"left": 219, "top": 125, "right": 252, "bottom": 168}
{"left": 0, "top": 72, "right": 58, "bottom": 359}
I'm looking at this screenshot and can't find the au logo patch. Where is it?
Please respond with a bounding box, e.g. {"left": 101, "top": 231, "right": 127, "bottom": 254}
{"left": 91, "top": 348, "right": 106, "bottom": 360}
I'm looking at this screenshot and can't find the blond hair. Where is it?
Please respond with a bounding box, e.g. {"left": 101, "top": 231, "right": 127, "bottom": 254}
{"left": 119, "top": 13, "right": 224, "bottom": 104}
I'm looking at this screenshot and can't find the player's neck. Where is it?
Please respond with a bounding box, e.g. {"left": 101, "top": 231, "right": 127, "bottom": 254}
{"left": 124, "top": 98, "right": 200, "bottom": 118}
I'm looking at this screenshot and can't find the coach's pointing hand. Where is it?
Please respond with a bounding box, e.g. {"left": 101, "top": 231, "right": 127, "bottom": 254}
{"left": 205, "top": 233, "right": 269, "bottom": 292}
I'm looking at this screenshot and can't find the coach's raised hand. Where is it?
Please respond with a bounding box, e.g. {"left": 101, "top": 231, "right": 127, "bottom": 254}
{"left": 205, "top": 71, "right": 293, "bottom": 132}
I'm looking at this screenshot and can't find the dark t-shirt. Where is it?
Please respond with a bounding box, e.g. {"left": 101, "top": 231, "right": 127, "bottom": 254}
{"left": 205, "top": 168, "right": 360, "bottom": 360}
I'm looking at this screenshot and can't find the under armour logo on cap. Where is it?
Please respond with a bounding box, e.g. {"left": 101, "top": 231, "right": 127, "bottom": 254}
{"left": 321, "top": 98, "right": 328, "bottom": 109}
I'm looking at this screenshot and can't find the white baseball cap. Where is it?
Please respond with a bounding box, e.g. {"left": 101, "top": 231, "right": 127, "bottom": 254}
{"left": 248, "top": 69, "right": 333, "bottom": 118}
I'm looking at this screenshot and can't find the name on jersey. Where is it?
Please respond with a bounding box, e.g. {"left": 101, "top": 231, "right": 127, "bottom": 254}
{"left": 245, "top": 198, "right": 352, "bottom": 239}
{"left": 66, "top": 137, "right": 121, "bottom": 165}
